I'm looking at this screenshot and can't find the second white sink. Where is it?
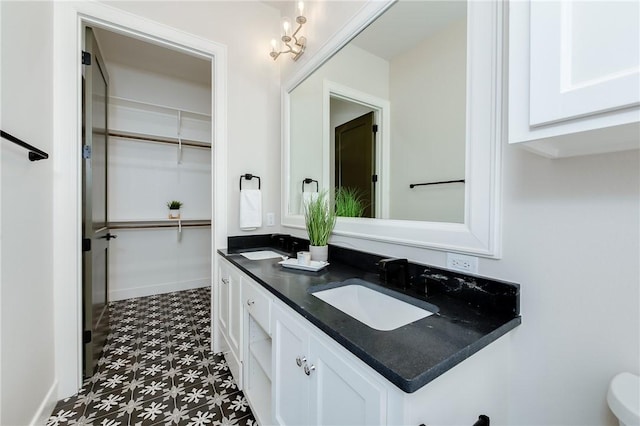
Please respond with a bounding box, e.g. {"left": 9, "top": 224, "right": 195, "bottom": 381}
{"left": 311, "top": 281, "right": 436, "bottom": 331}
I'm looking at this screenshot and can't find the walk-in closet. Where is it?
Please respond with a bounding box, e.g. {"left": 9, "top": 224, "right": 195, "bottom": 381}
{"left": 92, "top": 27, "right": 212, "bottom": 302}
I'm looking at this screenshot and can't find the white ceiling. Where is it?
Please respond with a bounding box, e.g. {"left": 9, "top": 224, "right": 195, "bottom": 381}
{"left": 92, "top": 27, "right": 211, "bottom": 87}
{"left": 351, "top": 1, "right": 467, "bottom": 61}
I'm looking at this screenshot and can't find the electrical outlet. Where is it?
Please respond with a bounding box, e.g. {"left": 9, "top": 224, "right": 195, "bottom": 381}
{"left": 446, "top": 253, "right": 479, "bottom": 274}
{"left": 266, "top": 212, "right": 275, "bottom": 226}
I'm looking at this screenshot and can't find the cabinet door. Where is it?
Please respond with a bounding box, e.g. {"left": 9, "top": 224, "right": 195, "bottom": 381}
{"left": 529, "top": 1, "right": 639, "bottom": 126}
{"left": 308, "top": 336, "right": 386, "bottom": 426}
{"left": 228, "top": 270, "right": 242, "bottom": 359}
{"left": 272, "top": 305, "right": 310, "bottom": 426}
{"left": 217, "top": 260, "right": 230, "bottom": 339}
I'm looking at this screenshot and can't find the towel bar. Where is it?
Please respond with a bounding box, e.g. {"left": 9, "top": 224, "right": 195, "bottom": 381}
{"left": 240, "top": 173, "right": 261, "bottom": 190}
{"left": 301, "top": 178, "right": 318, "bottom": 193}
{"left": 409, "top": 179, "right": 465, "bottom": 189}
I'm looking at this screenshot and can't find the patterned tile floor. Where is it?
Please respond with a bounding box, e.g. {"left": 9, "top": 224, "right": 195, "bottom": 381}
{"left": 47, "top": 287, "right": 256, "bottom": 426}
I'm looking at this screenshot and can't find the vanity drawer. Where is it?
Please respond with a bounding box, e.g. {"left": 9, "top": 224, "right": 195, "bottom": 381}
{"left": 243, "top": 278, "right": 272, "bottom": 334}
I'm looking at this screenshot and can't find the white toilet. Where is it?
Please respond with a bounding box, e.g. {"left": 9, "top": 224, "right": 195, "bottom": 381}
{"left": 607, "top": 372, "right": 640, "bottom": 426}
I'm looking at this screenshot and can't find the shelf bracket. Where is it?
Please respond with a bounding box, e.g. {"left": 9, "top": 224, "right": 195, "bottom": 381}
{"left": 177, "top": 110, "right": 183, "bottom": 164}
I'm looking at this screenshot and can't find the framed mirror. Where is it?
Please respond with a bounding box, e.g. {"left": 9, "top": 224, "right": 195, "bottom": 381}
{"left": 282, "top": 0, "right": 504, "bottom": 257}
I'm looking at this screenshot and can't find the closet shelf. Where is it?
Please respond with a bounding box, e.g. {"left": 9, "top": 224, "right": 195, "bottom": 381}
{"left": 108, "top": 219, "right": 211, "bottom": 230}
{"left": 109, "top": 130, "right": 211, "bottom": 149}
{"left": 110, "top": 96, "right": 211, "bottom": 120}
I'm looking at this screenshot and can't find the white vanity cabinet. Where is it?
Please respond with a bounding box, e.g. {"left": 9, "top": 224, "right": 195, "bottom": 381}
{"left": 218, "top": 257, "right": 513, "bottom": 425}
{"left": 271, "top": 303, "right": 387, "bottom": 426}
{"left": 509, "top": 0, "right": 640, "bottom": 158}
{"left": 217, "top": 257, "right": 243, "bottom": 387}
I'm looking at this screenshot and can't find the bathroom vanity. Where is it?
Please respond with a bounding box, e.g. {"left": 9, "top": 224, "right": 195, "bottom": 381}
{"left": 215, "top": 236, "right": 521, "bottom": 425}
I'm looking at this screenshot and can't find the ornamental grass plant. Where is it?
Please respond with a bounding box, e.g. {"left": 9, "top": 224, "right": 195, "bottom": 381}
{"left": 335, "top": 186, "right": 365, "bottom": 218}
{"left": 304, "top": 190, "right": 336, "bottom": 246}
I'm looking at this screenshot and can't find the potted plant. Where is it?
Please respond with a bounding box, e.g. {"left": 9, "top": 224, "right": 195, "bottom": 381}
{"left": 167, "top": 200, "right": 183, "bottom": 219}
{"left": 335, "top": 186, "right": 365, "bottom": 218}
{"left": 304, "top": 190, "right": 336, "bottom": 262}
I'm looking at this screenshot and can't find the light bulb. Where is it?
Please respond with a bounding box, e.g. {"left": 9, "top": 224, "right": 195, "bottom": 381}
{"left": 282, "top": 17, "right": 291, "bottom": 36}
{"left": 271, "top": 39, "right": 277, "bottom": 52}
{"left": 297, "top": 1, "right": 304, "bottom": 17}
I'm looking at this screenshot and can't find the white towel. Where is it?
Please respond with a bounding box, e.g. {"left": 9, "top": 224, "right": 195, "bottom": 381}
{"left": 240, "top": 189, "right": 262, "bottom": 230}
{"left": 301, "top": 191, "right": 319, "bottom": 213}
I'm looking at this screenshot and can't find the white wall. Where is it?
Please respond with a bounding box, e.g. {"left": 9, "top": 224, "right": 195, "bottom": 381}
{"left": 485, "top": 147, "right": 639, "bottom": 426}
{"left": 104, "top": 0, "right": 282, "bottom": 237}
{"left": 389, "top": 18, "right": 466, "bottom": 223}
{"left": 0, "top": 1, "right": 57, "bottom": 424}
{"left": 282, "top": 4, "right": 640, "bottom": 426}
{"left": 278, "top": 0, "right": 369, "bottom": 84}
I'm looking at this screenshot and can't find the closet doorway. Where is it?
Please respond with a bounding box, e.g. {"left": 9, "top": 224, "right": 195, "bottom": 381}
{"left": 81, "top": 24, "right": 213, "bottom": 378}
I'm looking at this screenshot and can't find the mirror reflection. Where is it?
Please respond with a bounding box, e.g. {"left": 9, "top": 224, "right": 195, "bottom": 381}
{"left": 289, "top": 0, "right": 467, "bottom": 223}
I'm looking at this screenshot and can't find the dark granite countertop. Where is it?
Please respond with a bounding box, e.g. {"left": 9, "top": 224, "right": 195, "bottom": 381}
{"left": 218, "top": 237, "right": 521, "bottom": 393}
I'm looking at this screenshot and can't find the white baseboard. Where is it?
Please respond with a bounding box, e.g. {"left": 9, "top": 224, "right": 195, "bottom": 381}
{"left": 109, "top": 278, "right": 210, "bottom": 301}
{"left": 30, "top": 380, "right": 58, "bottom": 426}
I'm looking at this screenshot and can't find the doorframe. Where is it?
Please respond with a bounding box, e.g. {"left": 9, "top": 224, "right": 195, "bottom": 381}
{"left": 52, "top": 2, "right": 227, "bottom": 399}
{"left": 323, "top": 80, "right": 390, "bottom": 218}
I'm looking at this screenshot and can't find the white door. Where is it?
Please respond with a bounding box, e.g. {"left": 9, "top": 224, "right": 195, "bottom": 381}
{"left": 308, "top": 336, "right": 386, "bottom": 426}
{"left": 272, "top": 305, "right": 310, "bottom": 426}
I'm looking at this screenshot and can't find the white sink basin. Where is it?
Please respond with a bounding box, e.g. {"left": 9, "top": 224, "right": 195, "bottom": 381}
{"left": 240, "top": 250, "right": 284, "bottom": 260}
{"left": 311, "top": 280, "right": 436, "bottom": 331}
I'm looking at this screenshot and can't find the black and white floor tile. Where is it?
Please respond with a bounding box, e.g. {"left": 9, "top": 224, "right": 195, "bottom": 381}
{"left": 47, "top": 287, "right": 256, "bottom": 426}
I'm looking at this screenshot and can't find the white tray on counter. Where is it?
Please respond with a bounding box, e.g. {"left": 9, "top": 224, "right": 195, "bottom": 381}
{"left": 278, "top": 258, "right": 329, "bottom": 272}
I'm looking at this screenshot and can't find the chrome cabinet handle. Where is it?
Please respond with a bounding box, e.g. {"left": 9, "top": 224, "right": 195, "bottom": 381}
{"left": 304, "top": 363, "right": 316, "bottom": 375}
{"left": 247, "top": 299, "right": 255, "bottom": 306}
{"left": 221, "top": 278, "right": 229, "bottom": 285}
{"left": 296, "top": 356, "right": 306, "bottom": 367}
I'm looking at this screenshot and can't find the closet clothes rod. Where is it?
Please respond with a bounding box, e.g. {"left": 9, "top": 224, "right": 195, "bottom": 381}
{"left": 108, "top": 131, "right": 211, "bottom": 149}
{"left": 409, "top": 179, "right": 465, "bottom": 189}
{"left": 108, "top": 220, "right": 211, "bottom": 230}
{"left": 1, "top": 130, "right": 49, "bottom": 161}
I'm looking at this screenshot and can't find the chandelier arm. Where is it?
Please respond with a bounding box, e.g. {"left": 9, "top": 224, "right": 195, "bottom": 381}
{"left": 290, "top": 23, "right": 303, "bottom": 40}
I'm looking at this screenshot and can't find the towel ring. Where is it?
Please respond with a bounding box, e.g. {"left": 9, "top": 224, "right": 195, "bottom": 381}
{"left": 240, "top": 174, "right": 261, "bottom": 190}
{"left": 301, "top": 178, "right": 318, "bottom": 193}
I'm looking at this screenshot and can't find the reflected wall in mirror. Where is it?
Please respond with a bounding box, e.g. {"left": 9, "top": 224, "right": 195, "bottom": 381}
{"left": 289, "top": 0, "right": 467, "bottom": 223}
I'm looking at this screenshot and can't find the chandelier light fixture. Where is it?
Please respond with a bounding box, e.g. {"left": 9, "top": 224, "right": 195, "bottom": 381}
{"left": 270, "top": 1, "right": 307, "bottom": 61}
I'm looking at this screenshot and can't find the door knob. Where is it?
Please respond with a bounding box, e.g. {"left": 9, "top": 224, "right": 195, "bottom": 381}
{"left": 99, "top": 233, "right": 117, "bottom": 240}
{"left": 247, "top": 299, "right": 255, "bottom": 306}
{"left": 296, "top": 356, "right": 306, "bottom": 367}
{"left": 304, "top": 363, "right": 316, "bottom": 375}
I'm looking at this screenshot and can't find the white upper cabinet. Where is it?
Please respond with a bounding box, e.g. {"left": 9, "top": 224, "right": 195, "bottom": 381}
{"left": 509, "top": 0, "right": 640, "bottom": 158}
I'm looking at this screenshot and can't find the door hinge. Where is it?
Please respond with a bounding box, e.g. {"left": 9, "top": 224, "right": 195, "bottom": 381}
{"left": 372, "top": 174, "right": 378, "bottom": 183}
{"left": 372, "top": 124, "right": 378, "bottom": 133}
{"left": 82, "top": 51, "right": 92, "bottom": 65}
{"left": 83, "top": 330, "right": 92, "bottom": 344}
{"left": 82, "top": 238, "right": 91, "bottom": 252}
{"left": 83, "top": 145, "right": 91, "bottom": 159}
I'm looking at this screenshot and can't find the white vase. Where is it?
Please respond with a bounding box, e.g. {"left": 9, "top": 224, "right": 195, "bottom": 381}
{"left": 309, "top": 245, "right": 328, "bottom": 262}
{"left": 169, "top": 209, "right": 180, "bottom": 219}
